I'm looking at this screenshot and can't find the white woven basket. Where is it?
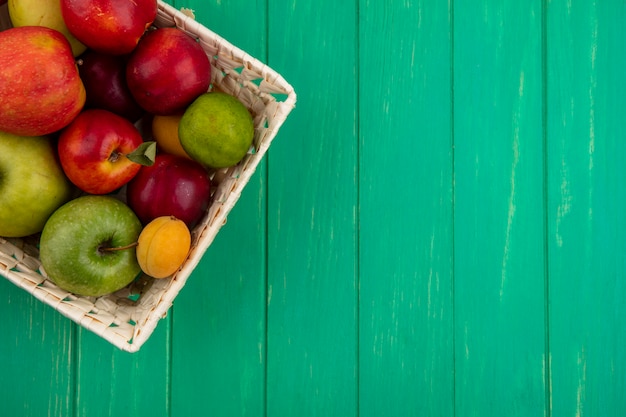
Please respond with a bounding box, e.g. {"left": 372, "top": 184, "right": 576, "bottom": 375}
{"left": 0, "top": 1, "right": 296, "bottom": 352}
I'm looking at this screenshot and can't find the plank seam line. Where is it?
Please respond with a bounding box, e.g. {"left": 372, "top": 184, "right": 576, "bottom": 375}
{"left": 355, "top": 0, "right": 361, "bottom": 415}
{"left": 264, "top": 0, "right": 270, "bottom": 416}
{"left": 450, "top": 1, "right": 457, "bottom": 416}
{"left": 541, "top": 0, "right": 552, "bottom": 415}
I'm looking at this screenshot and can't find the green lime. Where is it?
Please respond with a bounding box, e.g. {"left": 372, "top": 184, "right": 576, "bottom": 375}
{"left": 178, "top": 92, "right": 255, "bottom": 168}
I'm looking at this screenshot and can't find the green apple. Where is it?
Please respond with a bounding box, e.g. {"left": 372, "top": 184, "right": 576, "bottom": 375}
{"left": 40, "top": 195, "right": 143, "bottom": 297}
{"left": 0, "top": 131, "right": 73, "bottom": 237}
{"left": 8, "top": 0, "right": 87, "bottom": 57}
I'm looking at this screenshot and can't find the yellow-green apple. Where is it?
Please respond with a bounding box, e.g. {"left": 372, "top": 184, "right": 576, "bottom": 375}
{"left": 0, "top": 26, "right": 86, "bottom": 136}
{"left": 126, "top": 27, "right": 211, "bottom": 115}
{"left": 8, "top": 0, "right": 87, "bottom": 56}
{"left": 0, "top": 131, "right": 73, "bottom": 238}
{"left": 39, "top": 195, "right": 142, "bottom": 297}
{"left": 126, "top": 153, "right": 212, "bottom": 228}
{"left": 60, "top": 0, "right": 157, "bottom": 55}
{"left": 58, "top": 109, "right": 153, "bottom": 195}
{"left": 78, "top": 50, "right": 144, "bottom": 122}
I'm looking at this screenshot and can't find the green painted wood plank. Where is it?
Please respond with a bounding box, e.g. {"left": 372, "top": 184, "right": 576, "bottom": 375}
{"left": 266, "top": 0, "right": 358, "bottom": 415}
{"left": 0, "top": 280, "right": 75, "bottom": 417}
{"left": 177, "top": 0, "right": 267, "bottom": 56}
{"left": 74, "top": 322, "right": 170, "bottom": 417}
{"left": 168, "top": 0, "right": 268, "bottom": 416}
{"left": 453, "top": 2, "right": 547, "bottom": 416}
{"left": 358, "top": 1, "right": 454, "bottom": 416}
{"left": 546, "top": 1, "right": 626, "bottom": 416}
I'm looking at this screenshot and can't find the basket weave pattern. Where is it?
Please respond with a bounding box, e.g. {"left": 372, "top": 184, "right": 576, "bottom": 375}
{"left": 0, "top": 1, "right": 296, "bottom": 352}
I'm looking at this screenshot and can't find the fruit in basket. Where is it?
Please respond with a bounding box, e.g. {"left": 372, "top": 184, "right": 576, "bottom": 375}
{"left": 8, "top": 0, "right": 87, "bottom": 56}
{"left": 126, "top": 27, "right": 211, "bottom": 115}
{"left": 40, "top": 195, "right": 142, "bottom": 297}
{"left": 126, "top": 153, "right": 211, "bottom": 228}
{"left": 58, "top": 109, "right": 152, "bottom": 195}
{"left": 60, "top": 0, "right": 157, "bottom": 55}
{"left": 179, "top": 92, "right": 255, "bottom": 168}
{"left": 77, "top": 50, "right": 145, "bottom": 122}
{"left": 136, "top": 216, "right": 191, "bottom": 278}
{"left": 0, "top": 26, "right": 85, "bottom": 136}
{"left": 151, "top": 113, "right": 192, "bottom": 159}
{"left": 0, "top": 132, "right": 73, "bottom": 238}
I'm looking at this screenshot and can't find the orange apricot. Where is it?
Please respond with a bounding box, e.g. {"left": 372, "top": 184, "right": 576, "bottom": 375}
{"left": 136, "top": 216, "right": 191, "bottom": 278}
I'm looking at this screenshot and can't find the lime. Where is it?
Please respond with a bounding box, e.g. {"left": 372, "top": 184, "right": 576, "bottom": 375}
{"left": 178, "top": 92, "right": 254, "bottom": 169}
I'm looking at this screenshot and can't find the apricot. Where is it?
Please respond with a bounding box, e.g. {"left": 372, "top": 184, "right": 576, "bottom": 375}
{"left": 136, "top": 216, "right": 191, "bottom": 278}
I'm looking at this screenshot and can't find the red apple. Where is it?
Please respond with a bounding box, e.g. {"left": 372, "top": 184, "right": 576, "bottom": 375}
{"left": 58, "top": 109, "right": 145, "bottom": 195}
{"left": 0, "top": 26, "right": 85, "bottom": 136}
{"left": 126, "top": 153, "right": 212, "bottom": 228}
{"left": 61, "top": 0, "right": 157, "bottom": 55}
{"left": 126, "top": 27, "right": 211, "bottom": 115}
{"left": 78, "top": 50, "right": 144, "bottom": 122}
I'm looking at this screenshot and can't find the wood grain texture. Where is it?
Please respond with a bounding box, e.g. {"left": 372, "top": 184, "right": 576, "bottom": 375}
{"left": 0, "top": 280, "right": 74, "bottom": 416}
{"left": 547, "top": 1, "right": 626, "bottom": 416}
{"left": 453, "top": 1, "right": 547, "bottom": 416}
{"left": 74, "top": 322, "right": 170, "bottom": 417}
{"left": 266, "top": 0, "right": 359, "bottom": 415}
{"left": 358, "top": 1, "right": 454, "bottom": 416}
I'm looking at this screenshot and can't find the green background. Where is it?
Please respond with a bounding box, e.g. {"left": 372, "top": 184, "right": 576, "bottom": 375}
{"left": 2, "top": 0, "right": 626, "bottom": 415}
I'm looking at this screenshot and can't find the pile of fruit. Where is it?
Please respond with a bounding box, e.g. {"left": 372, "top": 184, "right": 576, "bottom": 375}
{"left": 0, "top": 0, "right": 256, "bottom": 297}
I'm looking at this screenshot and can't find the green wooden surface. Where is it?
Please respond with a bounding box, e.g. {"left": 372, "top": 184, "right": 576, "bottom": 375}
{"left": 454, "top": 2, "right": 547, "bottom": 415}
{"left": 2, "top": 0, "right": 626, "bottom": 416}
{"left": 359, "top": 1, "right": 454, "bottom": 416}
{"left": 547, "top": 1, "right": 626, "bottom": 416}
